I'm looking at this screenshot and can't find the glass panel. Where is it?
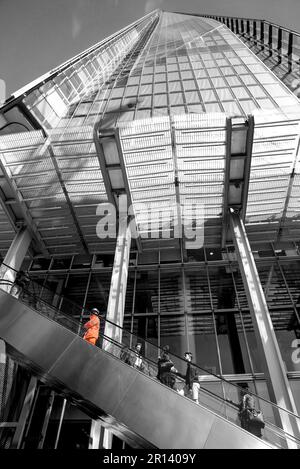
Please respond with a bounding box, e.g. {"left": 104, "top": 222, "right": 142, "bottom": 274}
{"left": 271, "top": 309, "right": 300, "bottom": 372}
{"left": 168, "top": 81, "right": 181, "bottom": 92}
{"left": 30, "top": 259, "right": 51, "bottom": 271}
{"left": 222, "top": 101, "right": 241, "bottom": 115}
{"left": 61, "top": 273, "right": 89, "bottom": 314}
{"left": 197, "top": 78, "right": 211, "bottom": 89}
{"left": 160, "top": 269, "right": 184, "bottom": 316}
{"left": 264, "top": 84, "right": 288, "bottom": 97}
{"left": 239, "top": 99, "right": 258, "bottom": 113}
{"left": 154, "top": 82, "right": 167, "bottom": 93}
{"left": 240, "top": 75, "right": 257, "bottom": 85}
{"left": 185, "top": 268, "right": 210, "bottom": 313}
{"left": 248, "top": 85, "right": 267, "bottom": 98}
{"left": 170, "top": 93, "right": 184, "bottom": 105}
{"left": 41, "top": 274, "right": 66, "bottom": 307}
{"left": 257, "top": 264, "right": 291, "bottom": 309}
{"left": 216, "top": 88, "right": 233, "bottom": 100}
{"left": 51, "top": 258, "right": 72, "bottom": 270}
{"left": 183, "top": 80, "right": 196, "bottom": 90}
{"left": 160, "top": 314, "right": 186, "bottom": 362}
{"left": 134, "top": 270, "right": 158, "bottom": 315}
{"left": 187, "top": 314, "right": 220, "bottom": 374}
{"left": 205, "top": 102, "right": 222, "bottom": 112}
{"left": 168, "top": 71, "right": 180, "bottom": 81}
{"left": 226, "top": 76, "right": 241, "bottom": 86}
{"left": 289, "top": 379, "right": 300, "bottom": 415}
{"left": 232, "top": 87, "right": 250, "bottom": 99}
{"left": 131, "top": 316, "right": 158, "bottom": 355}
{"left": 201, "top": 89, "right": 217, "bottom": 102}
{"left": 281, "top": 262, "right": 300, "bottom": 304}
{"left": 85, "top": 272, "right": 111, "bottom": 313}
{"left": 242, "top": 312, "right": 265, "bottom": 373}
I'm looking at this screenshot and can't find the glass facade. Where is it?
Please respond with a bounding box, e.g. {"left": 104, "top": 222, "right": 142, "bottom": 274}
{"left": 26, "top": 250, "right": 300, "bottom": 377}
{"left": 1, "top": 9, "right": 300, "bottom": 448}
{"left": 1, "top": 12, "right": 300, "bottom": 255}
{"left": 204, "top": 16, "right": 300, "bottom": 99}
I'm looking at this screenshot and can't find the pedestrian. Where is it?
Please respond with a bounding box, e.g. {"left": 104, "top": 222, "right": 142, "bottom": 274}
{"left": 120, "top": 345, "right": 132, "bottom": 365}
{"left": 238, "top": 387, "right": 251, "bottom": 430}
{"left": 157, "top": 345, "right": 177, "bottom": 389}
{"left": 83, "top": 308, "right": 101, "bottom": 346}
{"left": 238, "top": 390, "right": 265, "bottom": 438}
{"left": 13, "top": 270, "right": 30, "bottom": 299}
{"left": 183, "top": 352, "right": 201, "bottom": 404}
{"left": 0, "top": 264, "right": 15, "bottom": 295}
{"left": 131, "top": 342, "right": 146, "bottom": 371}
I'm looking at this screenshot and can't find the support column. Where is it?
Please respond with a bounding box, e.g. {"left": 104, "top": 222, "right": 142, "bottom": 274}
{"left": 229, "top": 210, "right": 300, "bottom": 444}
{"left": 10, "top": 376, "right": 37, "bottom": 449}
{"left": 0, "top": 227, "right": 32, "bottom": 294}
{"left": 0, "top": 227, "right": 32, "bottom": 429}
{"left": 88, "top": 419, "right": 102, "bottom": 449}
{"left": 54, "top": 398, "right": 66, "bottom": 449}
{"left": 100, "top": 427, "right": 113, "bottom": 449}
{"left": 37, "top": 390, "right": 55, "bottom": 449}
{"left": 104, "top": 213, "right": 131, "bottom": 351}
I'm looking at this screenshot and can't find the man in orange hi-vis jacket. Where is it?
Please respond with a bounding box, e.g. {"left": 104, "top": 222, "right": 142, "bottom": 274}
{"left": 83, "top": 308, "right": 100, "bottom": 345}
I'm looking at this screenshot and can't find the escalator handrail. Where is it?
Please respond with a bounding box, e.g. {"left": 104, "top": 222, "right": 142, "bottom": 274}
{"left": 1, "top": 260, "right": 300, "bottom": 427}
{"left": 2, "top": 278, "right": 300, "bottom": 447}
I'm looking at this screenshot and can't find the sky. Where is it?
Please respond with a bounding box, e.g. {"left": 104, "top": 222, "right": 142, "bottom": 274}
{"left": 1, "top": 0, "right": 300, "bottom": 98}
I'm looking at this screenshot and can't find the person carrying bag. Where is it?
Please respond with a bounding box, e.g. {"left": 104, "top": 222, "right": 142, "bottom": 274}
{"left": 239, "top": 394, "right": 265, "bottom": 438}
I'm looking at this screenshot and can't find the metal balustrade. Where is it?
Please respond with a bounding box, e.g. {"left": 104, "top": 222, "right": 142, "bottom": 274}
{"left": 1, "top": 260, "right": 300, "bottom": 448}
{"left": 199, "top": 14, "right": 300, "bottom": 97}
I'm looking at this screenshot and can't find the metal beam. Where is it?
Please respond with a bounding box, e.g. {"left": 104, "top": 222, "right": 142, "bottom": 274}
{"left": 288, "top": 32, "right": 293, "bottom": 72}
{"left": 0, "top": 186, "right": 18, "bottom": 231}
{"left": 46, "top": 141, "right": 89, "bottom": 254}
{"left": 170, "top": 117, "right": 186, "bottom": 260}
{"left": 54, "top": 398, "right": 67, "bottom": 449}
{"left": 89, "top": 420, "right": 102, "bottom": 449}
{"left": 268, "top": 24, "right": 273, "bottom": 56}
{"left": 273, "top": 127, "right": 300, "bottom": 248}
{"left": 229, "top": 209, "right": 300, "bottom": 447}
{"left": 221, "top": 118, "right": 232, "bottom": 247}
{"left": 0, "top": 156, "right": 48, "bottom": 256}
{"left": 10, "top": 376, "right": 37, "bottom": 449}
{"left": 277, "top": 28, "right": 282, "bottom": 64}
{"left": 104, "top": 211, "right": 131, "bottom": 351}
{"left": 240, "top": 115, "right": 255, "bottom": 221}
{"left": 37, "top": 390, "right": 55, "bottom": 449}
{"left": 93, "top": 125, "right": 142, "bottom": 253}
{"left": 222, "top": 116, "right": 254, "bottom": 247}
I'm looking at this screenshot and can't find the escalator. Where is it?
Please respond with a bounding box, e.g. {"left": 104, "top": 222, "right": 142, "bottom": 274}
{"left": 0, "top": 274, "right": 300, "bottom": 448}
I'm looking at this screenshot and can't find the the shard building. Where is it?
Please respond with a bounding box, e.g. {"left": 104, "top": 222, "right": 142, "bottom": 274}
{"left": 0, "top": 9, "right": 300, "bottom": 449}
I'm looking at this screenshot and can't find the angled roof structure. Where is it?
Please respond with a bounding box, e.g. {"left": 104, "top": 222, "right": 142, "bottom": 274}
{"left": 1, "top": 10, "right": 300, "bottom": 258}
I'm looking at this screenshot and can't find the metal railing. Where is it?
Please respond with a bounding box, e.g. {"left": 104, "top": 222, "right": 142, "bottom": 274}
{"left": 199, "top": 14, "right": 300, "bottom": 95}
{"left": 1, "top": 261, "right": 300, "bottom": 448}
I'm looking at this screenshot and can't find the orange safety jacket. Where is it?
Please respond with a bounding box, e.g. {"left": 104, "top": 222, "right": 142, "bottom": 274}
{"left": 83, "top": 314, "right": 100, "bottom": 341}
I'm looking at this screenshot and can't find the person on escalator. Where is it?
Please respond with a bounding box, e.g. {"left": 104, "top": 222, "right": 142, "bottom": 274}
{"left": 83, "top": 308, "right": 101, "bottom": 346}
{"left": 157, "top": 345, "right": 177, "bottom": 389}
{"left": 238, "top": 387, "right": 251, "bottom": 430}
{"left": 120, "top": 345, "right": 132, "bottom": 365}
{"left": 238, "top": 392, "right": 265, "bottom": 438}
{"left": 131, "top": 342, "right": 145, "bottom": 371}
{"left": 183, "top": 352, "right": 201, "bottom": 404}
{"left": 13, "top": 270, "right": 30, "bottom": 300}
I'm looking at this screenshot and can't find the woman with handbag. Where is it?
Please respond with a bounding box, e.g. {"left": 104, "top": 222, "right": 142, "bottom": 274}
{"left": 157, "top": 345, "right": 177, "bottom": 389}
{"left": 239, "top": 394, "right": 265, "bottom": 438}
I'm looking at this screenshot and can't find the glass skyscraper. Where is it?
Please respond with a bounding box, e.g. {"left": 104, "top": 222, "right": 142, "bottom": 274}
{"left": 0, "top": 10, "right": 300, "bottom": 449}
